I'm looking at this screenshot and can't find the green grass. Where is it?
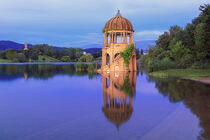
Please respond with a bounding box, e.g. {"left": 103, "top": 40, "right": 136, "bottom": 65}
{"left": 150, "top": 69, "right": 210, "bottom": 80}
{"left": 0, "top": 59, "right": 12, "bottom": 63}
{"left": 38, "top": 55, "right": 60, "bottom": 62}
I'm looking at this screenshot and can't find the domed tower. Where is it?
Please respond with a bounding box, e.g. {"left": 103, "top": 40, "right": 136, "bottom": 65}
{"left": 101, "top": 10, "right": 137, "bottom": 72}
{"left": 101, "top": 71, "right": 137, "bottom": 130}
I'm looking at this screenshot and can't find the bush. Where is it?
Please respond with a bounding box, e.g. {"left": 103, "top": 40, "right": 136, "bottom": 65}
{"left": 61, "top": 56, "right": 70, "bottom": 62}
{"left": 147, "top": 58, "right": 176, "bottom": 72}
{"left": 191, "top": 61, "right": 210, "bottom": 69}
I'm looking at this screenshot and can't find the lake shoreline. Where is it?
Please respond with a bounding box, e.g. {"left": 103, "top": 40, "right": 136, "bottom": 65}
{"left": 149, "top": 69, "right": 210, "bottom": 84}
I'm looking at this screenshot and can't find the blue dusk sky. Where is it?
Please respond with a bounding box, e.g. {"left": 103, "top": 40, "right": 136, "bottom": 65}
{"left": 0, "top": 0, "right": 209, "bottom": 48}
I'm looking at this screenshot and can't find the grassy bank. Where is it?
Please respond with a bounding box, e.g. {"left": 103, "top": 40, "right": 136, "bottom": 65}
{"left": 0, "top": 59, "right": 12, "bottom": 63}
{"left": 0, "top": 56, "right": 60, "bottom": 63}
{"left": 150, "top": 69, "right": 210, "bottom": 80}
{"left": 37, "top": 55, "right": 60, "bottom": 62}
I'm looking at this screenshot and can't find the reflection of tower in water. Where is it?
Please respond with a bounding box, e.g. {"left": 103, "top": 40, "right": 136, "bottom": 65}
{"left": 24, "top": 72, "right": 28, "bottom": 81}
{"left": 101, "top": 72, "right": 136, "bottom": 130}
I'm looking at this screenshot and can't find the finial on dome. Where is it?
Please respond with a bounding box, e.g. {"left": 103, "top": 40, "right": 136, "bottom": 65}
{"left": 116, "top": 10, "right": 121, "bottom": 16}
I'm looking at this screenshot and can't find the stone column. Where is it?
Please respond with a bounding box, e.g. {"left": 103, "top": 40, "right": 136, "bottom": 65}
{"left": 125, "top": 32, "right": 127, "bottom": 44}
{"left": 123, "top": 32, "right": 125, "bottom": 43}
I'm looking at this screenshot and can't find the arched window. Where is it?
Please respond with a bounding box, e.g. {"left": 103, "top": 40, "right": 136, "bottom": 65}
{"left": 106, "top": 78, "right": 110, "bottom": 88}
{"left": 107, "top": 33, "right": 110, "bottom": 44}
{"left": 127, "top": 33, "right": 130, "bottom": 44}
{"left": 114, "top": 53, "right": 120, "bottom": 58}
{"left": 106, "top": 54, "right": 110, "bottom": 65}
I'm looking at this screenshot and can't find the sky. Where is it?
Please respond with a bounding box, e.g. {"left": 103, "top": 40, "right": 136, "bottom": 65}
{"left": 0, "top": 0, "right": 209, "bottom": 48}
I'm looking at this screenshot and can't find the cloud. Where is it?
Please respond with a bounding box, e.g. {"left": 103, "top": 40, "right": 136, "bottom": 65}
{"left": 0, "top": 0, "right": 209, "bottom": 46}
{"left": 135, "top": 30, "right": 165, "bottom": 41}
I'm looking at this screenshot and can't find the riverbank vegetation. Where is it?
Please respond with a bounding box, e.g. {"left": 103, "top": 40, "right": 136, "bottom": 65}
{"left": 142, "top": 4, "right": 210, "bottom": 72}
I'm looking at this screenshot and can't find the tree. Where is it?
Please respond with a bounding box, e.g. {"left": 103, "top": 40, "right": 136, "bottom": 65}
{"left": 17, "top": 53, "right": 26, "bottom": 62}
{"left": 79, "top": 53, "right": 94, "bottom": 62}
{"left": 169, "top": 25, "right": 182, "bottom": 39}
{"left": 194, "top": 23, "right": 208, "bottom": 61}
{"left": 141, "top": 48, "right": 144, "bottom": 55}
{"left": 156, "top": 32, "right": 170, "bottom": 50}
{"left": 0, "top": 51, "right": 6, "bottom": 59}
{"left": 136, "top": 49, "right": 140, "bottom": 60}
{"left": 169, "top": 41, "right": 192, "bottom": 67}
{"left": 5, "top": 49, "right": 18, "bottom": 61}
{"left": 61, "top": 56, "right": 70, "bottom": 62}
{"left": 31, "top": 53, "right": 38, "bottom": 61}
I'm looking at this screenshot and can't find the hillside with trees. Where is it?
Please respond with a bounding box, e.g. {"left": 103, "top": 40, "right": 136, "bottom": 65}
{"left": 0, "top": 44, "right": 103, "bottom": 62}
{"left": 142, "top": 4, "right": 210, "bottom": 72}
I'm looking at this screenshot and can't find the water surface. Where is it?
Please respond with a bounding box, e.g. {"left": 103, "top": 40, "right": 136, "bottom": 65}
{"left": 0, "top": 64, "right": 209, "bottom": 140}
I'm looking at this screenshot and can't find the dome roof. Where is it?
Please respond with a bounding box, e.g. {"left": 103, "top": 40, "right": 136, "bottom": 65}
{"left": 104, "top": 10, "right": 134, "bottom": 32}
{"left": 102, "top": 107, "right": 133, "bottom": 129}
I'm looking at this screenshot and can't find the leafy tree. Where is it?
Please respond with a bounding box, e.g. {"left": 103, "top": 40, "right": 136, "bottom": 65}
{"left": 169, "top": 25, "right": 182, "bottom": 39}
{"left": 5, "top": 49, "right": 18, "bottom": 61}
{"left": 194, "top": 23, "right": 208, "bottom": 61}
{"left": 79, "top": 53, "right": 94, "bottom": 62}
{"left": 156, "top": 32, "right": 170, "bottom": 50}
{"left": 17, "top": 53, "right": 26, "bottom": 62}
{"left": 0, "top": 51, "right": 6, "bottom": 59}
{"left": 140, "top": 48, "right": 144, "bottom": 55}
{"left": 135, "top": 48, "right": 140, "bottom": 60}
{"left": 31, "top": 53, "right": 38, "bottom": 61}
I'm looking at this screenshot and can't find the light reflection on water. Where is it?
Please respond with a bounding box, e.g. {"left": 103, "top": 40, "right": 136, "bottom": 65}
{"left": 0, "top": 64, "right": 209, "bottom": 140}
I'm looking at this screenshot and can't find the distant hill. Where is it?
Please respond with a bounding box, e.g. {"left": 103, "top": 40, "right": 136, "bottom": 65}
{"left": 83, "top": 48, "right": 102, "bottom": 54}
{"left": 0, "top": 40, "right": 156, "bottom": 53}
{"left": 0, "top": 41, "right": 32, "bottom": 51}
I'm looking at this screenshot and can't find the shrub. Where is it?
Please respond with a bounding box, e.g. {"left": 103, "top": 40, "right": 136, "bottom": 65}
{"left": 147, "top": 58, "right": 176, "bottom": 72}
{"left": 61, "top": 56, "right": 70, "bottom": 62}
{"left": 191, "top": 61, "right": 210, "bottom": 69}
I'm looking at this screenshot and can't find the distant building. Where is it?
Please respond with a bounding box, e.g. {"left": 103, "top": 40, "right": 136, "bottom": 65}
{"left": 99, "top": 10, "right": 137, "bottom": 72}
{"left": 23, "top": 43, "right": 29, "bottom": 51}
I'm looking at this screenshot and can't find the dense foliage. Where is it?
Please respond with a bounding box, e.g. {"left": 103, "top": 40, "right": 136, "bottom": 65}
{"left": 144, "top": 4, "right": 210, "bottom": 72}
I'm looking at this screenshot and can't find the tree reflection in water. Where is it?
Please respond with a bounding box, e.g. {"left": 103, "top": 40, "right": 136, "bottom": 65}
{"left": 0, "top": 64, "right": 209, "bottom": 139}
{"left": 147, "top": 76, "right": 210, "bottom": 140}
{"left": 101, "top": 72, "right": 136, "bottom": 130}
{"left": 0, "top": 64, "right": 99, "bottom": 81}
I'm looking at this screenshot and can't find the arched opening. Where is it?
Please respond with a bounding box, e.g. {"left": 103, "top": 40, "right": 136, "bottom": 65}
{"left": 116, "top": 32, "right": 122, "bottom": 44}
{"left": 127, "top": 33, "right": 130, "bottom": 45}
{"left": 106, "top": 78, "right": 110, "bottom": 88}
{"left": 107, "top": 33, "right": 110, "bottom": 44}
{"left": 114, "top": 53, "right": 120, "bottom": 59}
{"left": 106, "top": 54, "right": 110, "bottom": 65}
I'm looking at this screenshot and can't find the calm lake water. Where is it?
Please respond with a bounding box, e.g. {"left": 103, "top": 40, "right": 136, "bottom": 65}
{"left": 0, "top": 64, "right": 209, "bottom": 140}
